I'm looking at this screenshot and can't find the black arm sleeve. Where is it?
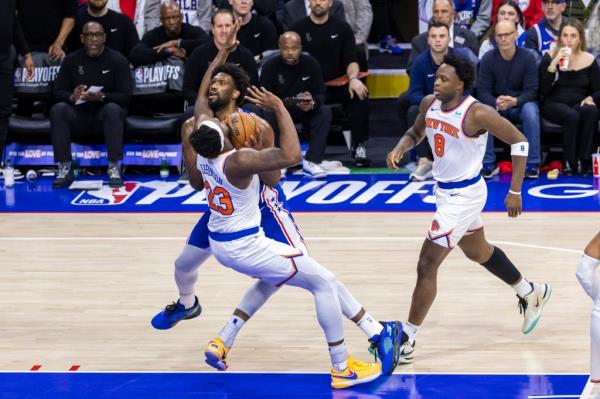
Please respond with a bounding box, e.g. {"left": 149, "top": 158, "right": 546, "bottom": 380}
{"left": 538, "top": 53, "right": 555, "bottom": 98}
{"left": 179, "top": 27, "right": 209, "bottom": 55}
{"left": 129, "top": 31, "right": 168, "bottom": 66}
{"left": 123, "top": 18, "right": 140, "bottom": 57}
{"left": 53, "top": 56, "right": 74, "bottom": 103}
{"left": 340, "top": 23, "right": 358, "bottom": 71}
{"left": 63, "top": 0, "right": 77, "bottom": 18}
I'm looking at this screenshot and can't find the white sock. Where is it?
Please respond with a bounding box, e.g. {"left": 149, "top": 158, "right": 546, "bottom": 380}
{"left": 329, "top": 342, "right": 348, "bottom": 371}
{"left": 218, "top": 315, "right": 246, "bottom": 348}
{"left": 577, "top": 254, "right": 600, "bottom": 299}
{"left": 513, "top": 277, "right": 533, "bottom": 298}
{"left": 179, "top": 294, "right": 196, "bottom": 309}
{"left": 405, "top": 321, "right": 420, "bottom": 345}
{"left": 357, "top": 313, "right": 384, "bottom": 340}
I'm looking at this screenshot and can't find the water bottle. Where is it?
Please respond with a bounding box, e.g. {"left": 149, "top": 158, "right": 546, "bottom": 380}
{"left": 26, "top": 169, "right": 38, "bottom": 182}
{"left": 4, "top": 159, "right": 15, "bottom": 188}
{"left": 73, "top": 159, "right": 80, "bottom": 178}
{"left": 160, "top": 158, "right": 169, "bottom": 179}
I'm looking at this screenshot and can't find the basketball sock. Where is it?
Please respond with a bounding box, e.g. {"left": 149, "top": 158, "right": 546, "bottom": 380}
{"left": 357, "top": 313, "right": 384, "bottom": 341}
{"left": 404, "top": 321, "right": 420, "bottom": 345}
{"left": 174, "top": 244, "right": 211, "bottom": 300}
{"left": 576, "top": 254, "right": 600, "bottom": 300}
{"left": 591, "top": 304, "right": 600, "bottom": 382}
{"left": 329, "top": 342, "right": 348, "bottom": 371}
{"left": 218, "top": 315, "right": 246, "bottom": 348}
{"left": 179, "top": 294, "right": 196, "bottom": 309}
{"left": 513, "top": 277, "right": 533, "bottom": 298}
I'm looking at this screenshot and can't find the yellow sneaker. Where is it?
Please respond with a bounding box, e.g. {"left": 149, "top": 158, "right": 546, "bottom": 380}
{"left": 330, "top": 356, "right": 382, "bottom": 389}
{"left": 204, "top": 337, "right": 230, "bottom": 371}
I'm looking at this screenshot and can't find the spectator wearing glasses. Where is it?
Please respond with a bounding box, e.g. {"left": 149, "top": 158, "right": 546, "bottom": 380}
{"left": 478, "top": 20, "right": 541, "bottom": 179}
{"left": 129, "top": 1, "right": 208, "bottom": 66}
{"left": 524, "top": 0, "right": 567, "bottom": 56}
{"left": 478, "top": 0, "right": 527, "bottom": 58}
{"left": 51, "top": 22, "right": 132, "bottom": 188}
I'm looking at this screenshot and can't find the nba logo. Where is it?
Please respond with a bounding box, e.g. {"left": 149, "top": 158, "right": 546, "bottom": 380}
{"left": 135, "top": 68, "right": 144, "bottom": 84}
{"left": 71, "top": 182, "right": 140, "bottom": 206}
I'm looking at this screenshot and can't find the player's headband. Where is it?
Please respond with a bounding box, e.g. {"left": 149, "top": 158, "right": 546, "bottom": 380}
{"left": 200, "top": 120, "right": 225, "bottom": 151}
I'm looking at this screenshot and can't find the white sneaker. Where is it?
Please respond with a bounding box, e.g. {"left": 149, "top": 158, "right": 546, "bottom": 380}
{"left": 398, "top": 331, "right": 415, "bottom": 364}
{"left": 303, "top": 160, "right": 326, "bottom": 178}
{"left": 409, "top": 158, "right": 433, "bottom": 181}
{"left": 319, "top": 160, "right": 343, "bottom": 171}
{"left": 518, "top": 282, "right": 552, "bottom": 334}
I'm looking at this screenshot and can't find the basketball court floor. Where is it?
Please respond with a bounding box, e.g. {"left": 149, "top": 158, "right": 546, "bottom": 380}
{"left": 0, "top": 173, "right": 598, "bottom": 398}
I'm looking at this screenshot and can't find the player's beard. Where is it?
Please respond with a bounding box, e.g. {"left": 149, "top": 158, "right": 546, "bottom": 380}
{"left": 209, "top": 96, "right": 230, "bottom": 113}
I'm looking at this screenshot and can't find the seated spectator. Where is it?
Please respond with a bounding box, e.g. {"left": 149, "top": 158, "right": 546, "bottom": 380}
{"left": 183, "top": 9, "right": 258, "bottom": 107}
{"left": 135, "top": 0, "right": 212, "bottom": 39}
{"left": 51, "top": 22, "right": 132, "bottom": 188}
{"left": 453, "top": 0, "right": 491, "bottom": 38}
{"left": 231, "top": 0, "right": 278, "bottom": 60}
{"left": 260, "top": 31, "right": 332, "bottom": 178}
{"left": 291, "top": 0, "right": 370, "bottom": 166}
{"left": 539, "top": 19, "right": 600, "bottom": 177}
{"left": 281, "top": 0, "right": 346, "bottom": 32}
{"left": 69, "top": 0, "right": 139, "bottom": 57}
{"left": 492, "top": 0, "right": 543, "bottom": 29}
{"left": 406, "top": 22, "right": 476, "bottom": 181}
{"left": 479, "top": 0, "right": 527, "bottom": 58}
{"left": 18, "top": 0, "right": 77, "bottom": 58}
{"left": 339, "top": 0, "right": 373, "bottom": 70}
{"left": 478, "top": 20, "right": 540, "bottom": 179}
{"left": 129, "top": 1, "right": 208, "bottom": 66}
{"left": 524, "top": 0, "right": 567, "bottom": 56}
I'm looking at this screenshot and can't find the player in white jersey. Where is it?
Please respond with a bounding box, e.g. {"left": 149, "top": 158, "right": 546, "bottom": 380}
{"left": 387, "top": 53, "right": 551, "bottom": 364}
{"left": 151, "top": 19, "right": 403, "bottom": 381}
{"left": 188, "top": 87, "right": 386, "bottom": 389}
{"left": 576, "top": 232, "right": 600, "bottom": 384}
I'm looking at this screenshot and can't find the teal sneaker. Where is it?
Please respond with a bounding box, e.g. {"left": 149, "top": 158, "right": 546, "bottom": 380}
{"left": 369, "top": 320, "right": 403, "bottom": 374}
{"left": 151, "top": 296, "right": 202, "bottom": 330}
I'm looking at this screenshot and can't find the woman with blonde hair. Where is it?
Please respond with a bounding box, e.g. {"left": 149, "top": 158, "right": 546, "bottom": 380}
{"left": 539, "top": 19, "right": 600, "bottom": 177}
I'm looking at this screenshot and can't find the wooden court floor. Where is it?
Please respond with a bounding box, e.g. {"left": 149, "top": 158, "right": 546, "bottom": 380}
{"left": 0, "top": 212, "right": 597, "bottom": 374}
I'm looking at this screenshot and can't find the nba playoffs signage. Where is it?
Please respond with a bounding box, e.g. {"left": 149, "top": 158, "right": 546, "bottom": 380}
{"left": 133, "top": 57, "right": 184, "bottom": 94}
{"left": 1, "top": 175, "right": 598, "bottom": 212}
{"left": 5, "top": 143, "right": 181, "bottom": 167}
{"left": 13, "top": 52, "right": 61, "bottom": 94}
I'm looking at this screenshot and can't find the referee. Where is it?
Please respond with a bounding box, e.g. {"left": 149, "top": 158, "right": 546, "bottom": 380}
{"left": 1, "top": 0, "right": 34, "bottom": 162}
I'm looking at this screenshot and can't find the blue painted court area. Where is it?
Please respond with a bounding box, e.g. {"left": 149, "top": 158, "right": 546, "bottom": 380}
{"left": 0, "top": 372, "right": 589, "bottom": 399}
{"left": 1, "top": 174, "right": 599, "bottom": 212}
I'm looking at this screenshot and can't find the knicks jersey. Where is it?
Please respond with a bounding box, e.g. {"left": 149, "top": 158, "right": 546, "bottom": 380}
{"left": 196, "top": 149, "right": 261, "bottom": 234}
{"left": 425, "top": 95, "right": 487, "bottom": 182}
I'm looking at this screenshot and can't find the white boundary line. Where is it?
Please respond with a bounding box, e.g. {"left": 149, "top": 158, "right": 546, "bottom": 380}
{"left": 580, "top": 377, "right": 599, "bottom": 398}
{"left": 0, "top": 370, "right": 589, "bottom": 375}
{"left": 0, "top": 236, "right": 583, "bottom": 254}
{"left": 528, "top": 396, "right": 580, "bottom": 398}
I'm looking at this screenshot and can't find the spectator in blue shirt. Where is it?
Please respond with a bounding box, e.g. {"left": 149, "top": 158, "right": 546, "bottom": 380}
{"left": 477, "top": 20, "right": 540, "bottom": 178}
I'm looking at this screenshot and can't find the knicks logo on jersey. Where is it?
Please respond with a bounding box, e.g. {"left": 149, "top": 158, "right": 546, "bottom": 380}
{"left": 425, "top": 118, "right": 459, "bottom": 138}
{"left": 431, "top": 219, "right": 440, "bottom": 232}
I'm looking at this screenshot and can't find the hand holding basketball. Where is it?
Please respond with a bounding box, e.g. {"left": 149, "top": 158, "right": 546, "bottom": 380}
{"left": 225, "top": 112, "right": 257, "bottom": 149}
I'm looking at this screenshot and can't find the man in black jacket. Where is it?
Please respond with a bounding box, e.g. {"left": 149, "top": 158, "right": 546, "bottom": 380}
{"left": 51, "top": 22, "right": 132, "bottom": 189}
{"left": 260, "top": 31, "right": 332, "bottom": 178}
{"left": 231, "top": 0, "right": 278, "bottom": 60}
{"left": 0, "top": 0, "right": 34, "bottom": 164}
{"left": 129, "top": 1, "right": 208, "bottom": 66}
{"left": 281, "top": 0, "right": 346, "bottom": 32}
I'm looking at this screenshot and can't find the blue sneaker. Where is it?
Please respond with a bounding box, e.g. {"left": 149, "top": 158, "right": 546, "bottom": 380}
{"left": 368, "top": 320, "right": 403, "bottom": 374}
{"left": 151, "top": 296, "right": 202, "bottom": 330}
{"left": 378, "top": 35, "right": 404, "bottom": 55}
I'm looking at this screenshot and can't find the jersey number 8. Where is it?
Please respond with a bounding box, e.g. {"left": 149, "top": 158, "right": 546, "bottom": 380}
{"left": 434, "top": 133, "right": 445, "bottom": 157}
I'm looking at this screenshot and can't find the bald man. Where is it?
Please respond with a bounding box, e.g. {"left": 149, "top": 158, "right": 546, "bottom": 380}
{"left": 259, "top": 32, "right": 332, "bottom": 178}
{"left": 129, "top": 1, "right": 208, "bottom": 66}
{"left": 51, "top": 21, "right": 132, "bottom": 188}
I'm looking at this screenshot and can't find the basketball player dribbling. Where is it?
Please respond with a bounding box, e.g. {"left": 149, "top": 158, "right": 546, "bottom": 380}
{"left": 151, "top": 18, "right": 402, "bottom": 387}
{"left": 576, "top": 232, "right": 600, "bottom": 384}
{"left": 387, "top": 53, "right": 552, "bottom": 364}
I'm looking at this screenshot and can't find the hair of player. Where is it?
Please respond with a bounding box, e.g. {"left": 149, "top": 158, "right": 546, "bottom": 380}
{"left": 442, "top": 52, "right": 475, "bottom": 91}
{"left": 189, "top": 124, "right": 224, "bottom": 159}
{"left": 212, "top": 63, "right": 250, "bottom": 107}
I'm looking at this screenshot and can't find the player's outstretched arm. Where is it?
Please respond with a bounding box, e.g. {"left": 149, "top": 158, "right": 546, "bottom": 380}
{"left": 193, "top": 18, "right": 241, "bottom": 122}
{"left": 386, "top": 94, "right": 431, "bottom": 170}
{"left": 181, "top": 117, "right": 205, "bottom": 190}
{"left": 467, "top": 103, "right": 527, "bottom": 218}
{"left": 226, "top": 87, "right": 301, "bottom": 181}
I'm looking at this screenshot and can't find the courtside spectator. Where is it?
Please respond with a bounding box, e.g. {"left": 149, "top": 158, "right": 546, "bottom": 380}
{"left": 70, "top": 0, "right": 139, "bottom": 57}
{"left": 524, "top": 0, "right": 567, "bottom": 55}
{"left": 135, "top": 0, "right": 212, "bottom": 38}
{"left": 492, "top": 0, "right": 543, "bottom": 29}
{"left": 479, "top": 0, "right": 527, "bottom": 58}
{"left": 231, "top": 0, "right": 278, "bottom": 60}
{"left": 339, "top": 0, "right": 373, "bottom": 70}
{"left": 478, "top": 20, "right": 541, "bottom": 179}
{"left": 291, "top": 0, "right": 371, "bottom": 166}
{"left": 539, "top": 19, "right": 599, "bottom": 177}
{"left": 260, "top": 32, "right": 332, "bottom": 178}
{"left": 281, "top": 0, "right": 346, "bottom": 32}
{"left": 51, "top": 22, "right": 132, "bottom": 188}
{"left": 129, "top": 1, "right": 208, "bottom": 66}
{"left": 453, "top": 0, "right": 491, "bottom": 38}
{"left": 183, "top": 9, "right": 258, "bottom": 107}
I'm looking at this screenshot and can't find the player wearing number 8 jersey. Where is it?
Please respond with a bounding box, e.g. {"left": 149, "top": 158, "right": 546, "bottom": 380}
{"left": 387, "top": 53, "right": 551, "bottom": 365}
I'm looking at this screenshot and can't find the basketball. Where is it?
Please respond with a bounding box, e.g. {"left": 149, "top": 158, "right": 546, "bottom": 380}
{"left": 226, "top": 112, "right": 257, "bottom": 149}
